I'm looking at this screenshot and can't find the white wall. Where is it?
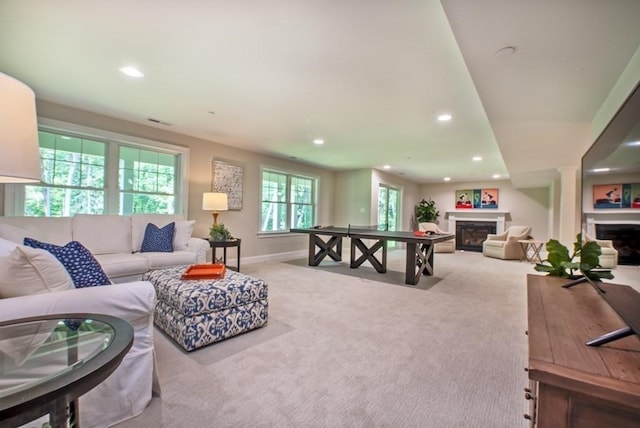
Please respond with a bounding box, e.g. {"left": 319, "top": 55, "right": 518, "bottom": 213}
{"left": 420, "top": 180, "right": 551, "bottom": 240}
{"left": 17, "top": 101, "right": 554, "bottom": 259}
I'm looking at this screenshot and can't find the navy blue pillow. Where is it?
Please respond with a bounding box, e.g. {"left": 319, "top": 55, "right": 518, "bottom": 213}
{"left": 140, "top": 222, "right": 175, "bottom": 253}
{"left": 23, "top": 238, "right": 111, "bottom": 288}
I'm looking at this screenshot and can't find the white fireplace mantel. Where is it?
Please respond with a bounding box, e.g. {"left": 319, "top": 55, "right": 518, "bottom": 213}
{"left": 445, "top": 210, "right": 508, "bottom": 234}
{"left": 584, "top": 211, "right": 640, "bottom": 237}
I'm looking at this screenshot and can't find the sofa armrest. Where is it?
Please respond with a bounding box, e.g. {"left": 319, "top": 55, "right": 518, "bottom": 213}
{"left": 486, "top": 231, "right": 508, "bottom": 241}
{"left": 187, "top": 237, "right": 210, "bottom": 263}
{"left": 0, "top": 282, "right": 158, "bottom": 428}
{"left": 595, "top": 239, "right": 614, "bottom": 248}
{"left": 0, "top": 281, "right": 156, "bottom": 324}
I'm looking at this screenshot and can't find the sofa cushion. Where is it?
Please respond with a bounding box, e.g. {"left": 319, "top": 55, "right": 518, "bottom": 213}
{"left": 0, "top": 217, "right": 73, "bottom": 245}
{"left": 0, "top": 237, "right": 17, "bottom": 256}
{"left": 72, "top": 214, "right": 132, "bottom": 255}
{"left": 94, "top": 253, "right": 150, "bottom": 279}
{"left": 143, "top": 251, "right": 198, "bottom": 269}
{"left": 141, "top": 222, "right": 175, "bottom": 253}
{"left": 24, "top": 238, "right": 111, "bottom": 288}
{"left": 0, "top": 246, "right": 74, "bottom": 298}
{"left": 131, "top": 214, "right": 185, "bottom": 252}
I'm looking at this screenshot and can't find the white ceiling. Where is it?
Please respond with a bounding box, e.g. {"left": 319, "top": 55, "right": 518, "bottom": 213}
{"left": 1, "top": 0, "right": 639, "bottom": 186}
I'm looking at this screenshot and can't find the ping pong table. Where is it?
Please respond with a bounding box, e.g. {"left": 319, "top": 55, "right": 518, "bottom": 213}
{"left": 290, "top": 226, "right": 454, "bottom": 285}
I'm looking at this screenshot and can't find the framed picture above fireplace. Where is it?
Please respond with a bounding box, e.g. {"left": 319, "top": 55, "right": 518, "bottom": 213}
{"left": 455, "top": 188, "right": 499, "bottom": 209}
{"left": 593, "top": 183, "right": 640, "bottom": 209}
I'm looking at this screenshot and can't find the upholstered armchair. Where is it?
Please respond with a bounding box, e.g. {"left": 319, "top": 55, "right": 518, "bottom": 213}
{"left": 583, "top": 233, "right": 618, "bottom": 269}
{"left": 482, "top": 225, "right": 532, "bottom": 260}
{"left": 418, "top": 222, "right": 455, "bottom": 253}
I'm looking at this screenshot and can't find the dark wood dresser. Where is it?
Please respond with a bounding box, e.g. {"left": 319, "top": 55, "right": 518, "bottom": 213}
{"left": 526, "top": 274, "right": 640, "bottom": 427}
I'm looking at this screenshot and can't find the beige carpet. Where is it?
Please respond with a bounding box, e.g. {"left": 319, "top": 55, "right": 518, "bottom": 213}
{"left": 113, "top": 251, "right": 550, "bottom": 427}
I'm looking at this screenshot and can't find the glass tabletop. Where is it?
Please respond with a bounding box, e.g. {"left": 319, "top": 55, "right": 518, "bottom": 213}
{"left": 0, "top": 317, "right": 115, "bottom": 399}
{"left": 0, "top": 314, "right": 132, "bottom": 427}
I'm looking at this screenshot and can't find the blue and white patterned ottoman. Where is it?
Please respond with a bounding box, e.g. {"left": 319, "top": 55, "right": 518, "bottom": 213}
{"left": 142, "top": 266, "right": 268, "bottom": 351}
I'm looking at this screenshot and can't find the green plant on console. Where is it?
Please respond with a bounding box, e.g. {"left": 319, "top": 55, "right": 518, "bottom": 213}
{"left": 415, "top": 198, "right": 440, "bottom": 223}
{"left": 209, "top": 223, "right": 233, "bottom": 241}
{"left": 534, "top": 234, "right": 614, "bottom": 281}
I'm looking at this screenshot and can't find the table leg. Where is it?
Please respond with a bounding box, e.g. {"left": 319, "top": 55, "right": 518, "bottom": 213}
{"left": 309, "top": 234, "right": 343, "bottom": 266}
{"left": 350, "top": 238, "right": 387, "bottom": 272}
{"left": 406, "top": 242, "right": 435, "bottom": 285}
{"left": 236, "top": 243, "right": 241, "bottom": 272}
{"left": 519, "top": 242, "right": 528, "bottom": 262}
{"left": 530, "top": 243, "right": 543, "bottom": 264}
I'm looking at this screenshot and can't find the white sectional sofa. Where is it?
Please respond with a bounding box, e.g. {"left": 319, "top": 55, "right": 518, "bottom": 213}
{"left": 0, "top": 213, "right": 209, "bottom": 427}
{"left": 0, "top": 213, "right": 210, "bottom": 282}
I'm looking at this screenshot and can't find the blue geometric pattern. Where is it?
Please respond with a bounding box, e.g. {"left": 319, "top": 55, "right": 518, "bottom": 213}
{"left": 143, "top": 266, "right": 268, "bottom": 351}
{"left": 23, "top": 238, "right": 111, "bottom": 288}
{"left": 140, "top": 222, "right": 175, "bottom": 252}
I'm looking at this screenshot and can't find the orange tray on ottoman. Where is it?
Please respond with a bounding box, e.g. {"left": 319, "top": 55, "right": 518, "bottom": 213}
{"left": 181, "top": 263, "right": 226, "bottom": 280}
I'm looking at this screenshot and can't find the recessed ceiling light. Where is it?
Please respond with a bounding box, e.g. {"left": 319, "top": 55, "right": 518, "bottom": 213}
{"left": 119, "top": 66, "right": 144, "bottom": 78}
{"left": 313, "top": 139, "right": 324, "bottom": 145}
{"left": 437, "top": 114, "right": 452, "bottom": 122}
{"left": 472, "top": 156, "right": 482, "bottom": 162}
{"left": 492, "top": 174, "right": 500, "bottom": 179}
{"left": 383, "top": 165, "right": 391, "bottom": 170}
{"left": 443, "top": 177, "right": 451, "bottom": 181}
{"left": 628, "top": 141, "right": 640, "bottom": 147}
{"left": 592, "top": 168, "right": 610, "bottom": 173}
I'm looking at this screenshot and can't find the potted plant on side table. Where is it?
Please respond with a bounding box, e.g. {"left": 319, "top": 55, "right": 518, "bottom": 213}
{"left": 209, "top": 223, "right": 232, "bottom": 241}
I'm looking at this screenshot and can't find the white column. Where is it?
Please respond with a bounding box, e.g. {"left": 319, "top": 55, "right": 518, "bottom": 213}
{"left": 557, "top": 166, "right": 580, "bottom": 247}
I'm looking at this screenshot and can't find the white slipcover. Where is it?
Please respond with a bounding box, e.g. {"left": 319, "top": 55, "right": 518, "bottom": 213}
{"left": 0, "top": 281, "right": 158, "bottom": 428}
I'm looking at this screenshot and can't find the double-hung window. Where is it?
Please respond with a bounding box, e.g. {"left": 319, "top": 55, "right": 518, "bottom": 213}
{"left": 9, "top": 121, "right": 188, "bottom": 217}
{"left": 260, "top": 169, "right": 316, "bottom": 232}
{"left": 25, "top": 132, "right": 106, "bottom": 216}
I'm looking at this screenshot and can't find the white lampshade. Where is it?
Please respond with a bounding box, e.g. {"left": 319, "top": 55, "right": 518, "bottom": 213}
{"left": 0, "top": 72, "right": 41, "bottom": 183}
{"left": 202, "top": 192, "right": 228, "bottom": 211}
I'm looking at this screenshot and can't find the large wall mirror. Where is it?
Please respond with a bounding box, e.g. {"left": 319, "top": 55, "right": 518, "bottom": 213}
{"left": 580, "top": 81, "right": 640, "bottom": 345}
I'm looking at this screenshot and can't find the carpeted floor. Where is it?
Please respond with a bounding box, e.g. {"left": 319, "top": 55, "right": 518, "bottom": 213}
{"left": 113, "top": 250, "right": 638, "bottom": 428}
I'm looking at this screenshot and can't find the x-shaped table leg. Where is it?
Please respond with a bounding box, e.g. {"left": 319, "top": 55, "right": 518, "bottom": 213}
{"left": 308, "top": 234, "right": 343, "bottom": 266}
{"left": 350, "top": 238, "right": 387, "bottom": 273}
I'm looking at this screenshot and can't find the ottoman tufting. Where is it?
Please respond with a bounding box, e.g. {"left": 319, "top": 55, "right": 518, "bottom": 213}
{"left": 143, "top": 266, "right": 268, "bottom": 351}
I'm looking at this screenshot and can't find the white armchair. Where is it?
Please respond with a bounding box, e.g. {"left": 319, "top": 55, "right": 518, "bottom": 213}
{"left": 0, "top": 282, "right": 158, "bottom": 428}
{"left": 418, "top": 222, "right": 455, "bottom": 253}
{"left": 483, "top": 225, "right": 532, "bottom": 260}
{"left": 583, "top": 233, "right": 618, "bottom": 269}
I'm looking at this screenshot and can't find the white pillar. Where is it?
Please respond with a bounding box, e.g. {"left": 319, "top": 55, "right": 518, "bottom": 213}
{"left": 557, "top": 166, "right": 579, "bottom": 247}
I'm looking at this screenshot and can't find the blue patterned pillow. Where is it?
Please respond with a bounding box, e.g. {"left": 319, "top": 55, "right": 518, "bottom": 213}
{"left": 23, "top": 238, "right": 111, "bottom": 288}
{"left": 140, "top": 222, "right": 175, "bottom": 253}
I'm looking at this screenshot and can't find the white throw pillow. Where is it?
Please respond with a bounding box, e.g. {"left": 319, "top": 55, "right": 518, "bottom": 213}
{"left": 0, "top": 246, "right": 74, "bottom": 298}
{"left": 174, "top": 220, "right": 195, "bottom": 251}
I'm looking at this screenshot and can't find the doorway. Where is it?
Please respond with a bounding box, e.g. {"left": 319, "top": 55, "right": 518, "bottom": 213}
{"left": 378, "top": 184, "right": 400, "bottom": 233}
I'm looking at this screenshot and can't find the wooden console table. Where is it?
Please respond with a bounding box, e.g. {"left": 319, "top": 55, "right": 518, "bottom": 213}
{"left": 526, "top": 274, "right": 640, "bottom": 427}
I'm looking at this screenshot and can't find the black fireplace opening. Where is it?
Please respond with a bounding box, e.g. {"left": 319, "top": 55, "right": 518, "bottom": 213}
{"left": 456, "top": 221, "right": 497, "bottom": 252}
{"left": 595, "top": 224, "right": 640, "bottom": 265}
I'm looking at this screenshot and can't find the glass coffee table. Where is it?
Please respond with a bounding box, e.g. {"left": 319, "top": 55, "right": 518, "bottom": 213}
{"left": 0, "top": 313, "right": 133, "bottom": 428}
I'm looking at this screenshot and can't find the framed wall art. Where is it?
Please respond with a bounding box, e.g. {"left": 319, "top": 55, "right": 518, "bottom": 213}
{"left": 455, "top": 188, "right": 499, "bottom": 209}
{"left": 593, "top": 183, "right": 640, "bottom": 209}
{"left": 211, "top": 158, "right": 244, "bottom": 210}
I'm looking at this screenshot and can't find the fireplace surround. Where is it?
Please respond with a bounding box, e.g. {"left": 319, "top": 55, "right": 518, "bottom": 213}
{"left": 446, "top": 210, "right": 508, "bottom": 252}
{"left": 455, "top": 221, "right": 497, "bottom": 252}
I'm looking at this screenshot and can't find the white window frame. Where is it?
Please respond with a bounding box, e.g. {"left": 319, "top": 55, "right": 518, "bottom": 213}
{"left": 259, "top": 166, "right": 318, "bottom": 236}
{"left": 4, "top": 118, "right": 190, "bottom": 217}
